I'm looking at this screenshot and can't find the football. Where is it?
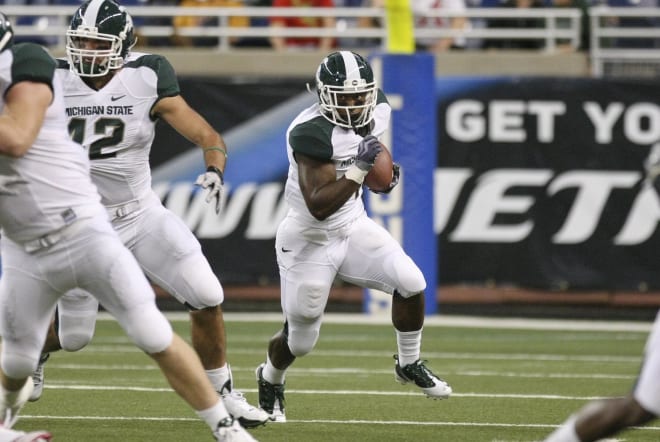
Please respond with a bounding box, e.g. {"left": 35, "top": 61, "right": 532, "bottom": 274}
{"left": 364, "top": 142, "right": 394, "bottom": 192}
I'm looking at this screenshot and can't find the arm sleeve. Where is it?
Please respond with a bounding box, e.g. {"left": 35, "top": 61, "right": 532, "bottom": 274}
{"left": 8, "top": 43, "right": 56, "bottom": 96}
{"left": 289, "top": 119, "right": 334, "bottom": 161}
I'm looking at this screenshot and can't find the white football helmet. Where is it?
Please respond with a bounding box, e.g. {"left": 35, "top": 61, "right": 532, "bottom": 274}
{"left": 314, "top": 51, "right": 378, "bottom": 129}
{"left": 65, "top": 0, "right": 137, "bottom": 77}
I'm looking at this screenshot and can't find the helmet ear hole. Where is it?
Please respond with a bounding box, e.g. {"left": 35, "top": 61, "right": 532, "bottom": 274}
{"left": 315, "top": 51, "right": 377, "bottom": 129}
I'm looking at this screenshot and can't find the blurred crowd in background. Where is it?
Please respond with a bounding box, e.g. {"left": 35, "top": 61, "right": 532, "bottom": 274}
{"left": 1, "top": 0, "right": 658, "bottom": 52}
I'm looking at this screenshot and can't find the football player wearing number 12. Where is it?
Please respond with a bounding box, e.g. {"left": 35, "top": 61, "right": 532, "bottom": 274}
{"left": 27, "top": 0, "right": 270, "bottom": 430}
{"left": 254, "top": 51, "right": 452, "bottom": 422}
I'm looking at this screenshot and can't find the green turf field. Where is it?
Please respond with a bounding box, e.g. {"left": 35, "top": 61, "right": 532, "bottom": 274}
{"left": 14, "top": 313, "right": 659, "bottom": 441}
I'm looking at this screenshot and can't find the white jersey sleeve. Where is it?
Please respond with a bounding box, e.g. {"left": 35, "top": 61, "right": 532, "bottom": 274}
{"left": 0, "top": 43, "right": 105, "bottom": 243}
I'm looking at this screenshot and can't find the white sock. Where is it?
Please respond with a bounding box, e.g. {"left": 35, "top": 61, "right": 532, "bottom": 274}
{"left": 205, "top": 364, "right": 230, "bottom": 392}
{"left": 1, "top": 379, "right": 28, "bottom": 407}
{"left": 396, "top": 329, "right": 422, "bottom": 367}
{"left": 545, "top": 415, "right": 581, "bottom": 442}
{"left": 196, "top": 400, "right": 230, "bottom": 431}
{"left": 262, "top": 354, "right": 286, "bottom": 385}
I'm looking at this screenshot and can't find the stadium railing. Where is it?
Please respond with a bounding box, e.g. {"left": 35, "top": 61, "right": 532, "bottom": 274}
{"left": 590, "top": 6, "right": 660, "bottom": 78}
{"left": 2, "top": 5, "right": 581, "bottom": 52}
{"left": 3, "top": 5, "right": 660, "bottom": 78}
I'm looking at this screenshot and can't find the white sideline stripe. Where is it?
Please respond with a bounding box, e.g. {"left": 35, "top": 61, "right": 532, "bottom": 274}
{"left": 78, "top": 346, "right": 644, "bottom": 364}
{"left": 15, "top": 415, "right": 660, "bottom": 432}
{"left": 97, "top": 311, "right": 654, "bottom": 332}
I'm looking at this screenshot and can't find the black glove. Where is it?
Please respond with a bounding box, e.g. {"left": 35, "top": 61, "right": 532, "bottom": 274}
{"left": 371, "top": 162, "right": 401, "bottom": 194}
{"left": 355, "top": 135, "right": 382, "bottom": 171}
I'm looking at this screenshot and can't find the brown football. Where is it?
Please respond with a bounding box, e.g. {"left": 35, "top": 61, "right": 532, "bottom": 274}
{"left": 364, "top": 142, "right": 393, "bottom": 192}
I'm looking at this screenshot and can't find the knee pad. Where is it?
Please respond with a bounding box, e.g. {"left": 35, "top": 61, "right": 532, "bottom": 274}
{"left": 1, "top": 347, "right": 38, "bottom": 379}
{"left": 58, "top": 314, "right": 96, "bottom": 352}
{"left": 57, "top": 289, "right": 98, "bottom": 351}
{"left": 117, "top": 304, "right": 173, "bottom": 354}
{"left": 392, "top": 255, "right": 426, "bottom": 298}
{"left": 294, "top": 280, "right": 327, "bottom": 320}
{"left": 170, "top": 255, "right": 223, "bottom": 310}
{"left": 287, "top": 329, "right": 318, "bottom": 357}
{"left": 286, "top": 318, "right": 321, "bottom": 357}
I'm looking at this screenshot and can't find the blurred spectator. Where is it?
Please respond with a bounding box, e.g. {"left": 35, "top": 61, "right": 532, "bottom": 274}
{"left": 483, "top": 0, "right": 545, "bottom": 50}
{"left": 142, "top": 0, "right": 178, "bottom": 47}
{"left": 336, "top": 0, "right": 381, "bottom": 48}
{"left": 5, "top": 0, "right": 57, "bottom": 46}
{"left": 269, "top": 0, "right": 336, "bottom": 51}
{"left": 551, "top": 0, "right": 591, "bottom": 51}
{"left": 232, "top": 0, "right": 272, "bottom": 47}
{"left": 173, "top": 0, "right": 249, "bottom": 47}
{"left": 413, "top": 0, "right": 470, "bottom": 52}
{"left": 605, "top": 0, "right": 660, "bottom": 48}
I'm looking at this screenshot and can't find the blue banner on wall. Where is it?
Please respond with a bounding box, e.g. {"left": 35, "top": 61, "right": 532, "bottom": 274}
{"left": 147, "top": 76, "right": 660, "bottom": 292}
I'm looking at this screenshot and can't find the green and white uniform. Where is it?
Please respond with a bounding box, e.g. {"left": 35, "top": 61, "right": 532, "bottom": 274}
{"left": 276, "top": 92, "right": 427, "bottom": 356}
{"left": 0, "top": 43, "right": 173, "bottom": 379}
{"left": 53, "top": 52, "right": 223, "bottom": 351}
{"left": 0, "top": 43, "right": 103, "bottom": 242}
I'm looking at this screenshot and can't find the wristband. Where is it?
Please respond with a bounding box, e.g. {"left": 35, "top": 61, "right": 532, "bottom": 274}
{"left": 203, "top": 146, "right": 228, "bottom": 158}
{"left": 206, "top": 165, "right": 224, "bottom": 183}
{"left": 344, "top": 164, "right": 369, "bottom": 185}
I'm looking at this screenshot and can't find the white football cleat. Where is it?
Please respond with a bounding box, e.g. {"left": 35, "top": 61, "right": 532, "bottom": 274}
{"left": 28, "top": 354, "right": 50, "bottom": 402}
{"left": 221, "top": 387, "right": 270, "bottom": 429}
{"left": 0, "top": 425, "right": 51, "bottom": 442}
{"left": 213, "top": 417, "right": 258, "bottom": 442}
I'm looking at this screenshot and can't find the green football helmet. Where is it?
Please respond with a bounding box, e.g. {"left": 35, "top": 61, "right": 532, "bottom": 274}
{"left": 0, "top": 12, "right": 14, "bottom": 53}
{"left": 315, "top": 51, "right": 377, "bottom": 129}
{"left": 66, "top": 0, "right": 137, "bottom": 77}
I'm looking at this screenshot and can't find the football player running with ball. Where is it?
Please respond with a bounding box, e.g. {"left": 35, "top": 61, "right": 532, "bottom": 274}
{"left": 255, "top": 51, "right": 452, "bottom": 422}
{"left": 27, "top": 0, "right": 269, "bottom": 430}
{"left": 0, "top": 12, "right": 254, "bottom": 442}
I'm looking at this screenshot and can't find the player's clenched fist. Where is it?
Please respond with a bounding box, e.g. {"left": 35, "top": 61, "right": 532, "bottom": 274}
{"left": 355, "top": 135, "right": 382, "bottom": 171}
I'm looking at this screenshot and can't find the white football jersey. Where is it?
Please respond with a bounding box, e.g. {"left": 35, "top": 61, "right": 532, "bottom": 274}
{"left": 57, "top": 52, "right": 180, "bottom": 207}
{"left": 0, "top": 43, "right": 103, "bottom": 243}
{"left": 284, "top": 90, "right": 391, "bottom": 230}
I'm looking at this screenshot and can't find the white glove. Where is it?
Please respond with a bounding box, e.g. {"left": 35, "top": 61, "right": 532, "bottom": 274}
{"left": 195, "top": 166, "right": 224, "bottom": 214}
{"left": 0, "top": 175, "right": 27, "bottom": 196}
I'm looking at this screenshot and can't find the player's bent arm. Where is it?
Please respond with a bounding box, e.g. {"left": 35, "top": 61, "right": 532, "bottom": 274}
{"left": 0, "top": 81, "right": 52, "bottom": 157}
{"left": 153, "top": 95, "right": 227, "bottom": 172}
{"left": 297, "top": 152, "right": 361, "bottom": 221}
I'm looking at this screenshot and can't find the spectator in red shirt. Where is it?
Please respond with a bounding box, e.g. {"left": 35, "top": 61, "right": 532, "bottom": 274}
{"left": 269, "top": 0, "right": 336, "bottom": 50}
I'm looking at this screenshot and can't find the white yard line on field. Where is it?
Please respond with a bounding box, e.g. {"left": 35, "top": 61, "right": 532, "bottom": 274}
{"left": 97, "top": 311, "right": 654, "bottom": 332}
{"left": 28, "top": 384, "right": 629, "bottom": 401}
{"left": 15, "top": 414, "right": 660, "bottom": 433}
